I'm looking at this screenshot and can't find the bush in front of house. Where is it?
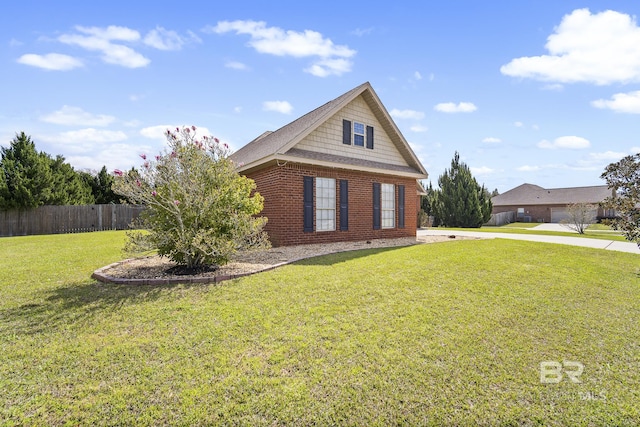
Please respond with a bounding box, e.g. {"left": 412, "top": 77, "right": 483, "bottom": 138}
{"left": 113, "top": 126, "right": 270, "bottom": 269}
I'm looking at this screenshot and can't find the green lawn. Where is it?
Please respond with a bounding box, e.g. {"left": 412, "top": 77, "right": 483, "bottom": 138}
{"left": 447, "top": 224, "right": 629, "bottom": 242}
{"left": 1, "top": 232, "right": 639, "bottom": 425}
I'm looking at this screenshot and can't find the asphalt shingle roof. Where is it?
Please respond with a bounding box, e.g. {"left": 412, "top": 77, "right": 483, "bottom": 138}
{"left": 229, "top": 82, "right": 427, "bottom": 178}
{"left": 492, "top": 183, "right": 612, "bottom": 206}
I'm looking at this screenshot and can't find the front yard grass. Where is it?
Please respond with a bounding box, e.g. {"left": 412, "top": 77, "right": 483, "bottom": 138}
{"left": 1, "top": 231, "right": 639, "bottom": 425}
{"left": 449, "top": 224, "right": 628, "bottom": 242}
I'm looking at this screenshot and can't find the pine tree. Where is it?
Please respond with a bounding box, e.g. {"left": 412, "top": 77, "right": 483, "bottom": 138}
{"left": 0, "top": 132, "right": 53, "bottom": 209}
{"left": 431, "top": 152, "right": 492, "bottom": 228}
{"left": 49, "top": 156, "right": 94, "bottom": 205}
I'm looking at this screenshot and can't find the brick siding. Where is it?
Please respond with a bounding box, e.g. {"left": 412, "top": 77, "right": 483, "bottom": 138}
{"left": 246, "top": 163, "right": 418, "bottom": 246}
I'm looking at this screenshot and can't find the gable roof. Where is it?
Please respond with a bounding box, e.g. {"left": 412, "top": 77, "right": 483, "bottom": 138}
{"left": 492, "top": 183, "right": 613, "bottom": 206}
{"left": 230, "top": 82, "right": 428, "bottom": 179}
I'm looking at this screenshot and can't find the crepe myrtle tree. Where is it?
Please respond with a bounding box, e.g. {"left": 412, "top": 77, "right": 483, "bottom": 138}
{"left": 560, "top": 202, "right": 597, "bottom": 234}
{"left": 113, "top": 126, "right": 270, "bottom": 268}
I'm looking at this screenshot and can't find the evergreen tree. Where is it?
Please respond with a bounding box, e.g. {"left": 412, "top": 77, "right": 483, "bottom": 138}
{"left": 0, "top": 132, "right": 95, "bottom": 210}
{"left": 0, "top": 132, "right": 53, "bottom": 209}
{"left": 431, "top": 152, "right": 493, "bottom": 228}
{"left": 49, "top": 155, "right": 94, "bottom": 205}
{"left": 80, "top": 166, "right": 120, "bottom": 204}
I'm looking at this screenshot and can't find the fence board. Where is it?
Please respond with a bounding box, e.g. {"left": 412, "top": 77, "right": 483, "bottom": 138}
{"left": 486, "top": 211, "right": 515, "bottom": 227}
{"left": 0, "top": 205, "right": 145, "bottom": 237}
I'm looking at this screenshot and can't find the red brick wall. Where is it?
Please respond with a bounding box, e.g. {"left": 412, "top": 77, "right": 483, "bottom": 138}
{"left": 492, "top": 204, "right": 583, "bottom": 223}
{"left": 246, "top": 163, "right": 418, "bottom": 246}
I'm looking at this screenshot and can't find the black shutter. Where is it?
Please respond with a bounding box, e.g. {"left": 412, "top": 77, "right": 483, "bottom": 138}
{"left": 366, "top": 125, "right": 374, "bottom": 149}
{"left": 373, "top": 182, "right": 381, "bottom": 230}
{"left": 303, "top": 176, "right": 313, "bottom": 232}
{"left": 398, "top": 185, "right": 405, "bottom": 229}
{"left": 340, "top": 180, "right": 348, "bottom": 231}
{"left": 343, "top": 119, "right": 352, "bottom": 145}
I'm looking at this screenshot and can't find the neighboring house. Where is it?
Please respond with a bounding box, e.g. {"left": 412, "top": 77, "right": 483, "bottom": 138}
{"left": 491, "top": 183, "right": 615, "bottom": 223}
{"left": 230, "top": 82, "right": 428, "bottom": 246}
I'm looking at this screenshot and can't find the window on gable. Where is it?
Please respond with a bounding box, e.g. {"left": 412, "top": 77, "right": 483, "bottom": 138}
{"left": 381, "top": 183, "right": 395, "bottom": 229}
{"left": 354, "top": 122, "right": 365, "bottom": 147}
{"left": 316, "top": 177, "right": 336, "bottom": 231}
{"left": 343, "top": 119, "right": 374, "bottom": 149}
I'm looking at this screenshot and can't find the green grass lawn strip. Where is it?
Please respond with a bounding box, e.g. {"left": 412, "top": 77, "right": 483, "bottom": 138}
{"left": 439, "top": 226, "right": 629, "bottom": 242}
{"left": 1, "top": 232, "right": 639, "bottom": 425}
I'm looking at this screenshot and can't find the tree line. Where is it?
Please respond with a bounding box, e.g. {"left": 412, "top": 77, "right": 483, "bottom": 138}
{"left": 0, "top": 132, "right": 120, "bottom": 210}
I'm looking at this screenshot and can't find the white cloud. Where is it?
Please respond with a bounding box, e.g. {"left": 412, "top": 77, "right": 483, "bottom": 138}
{"left": 532, "top": 124, "right": 540, "bottom": 131}
{"left": 514, "top": 121, "right": 524, "bottom": 127}
{"left": 351, "top": 27, "right": 373, "bottom": 37}
{"left": 234, "top": 106, "right": 242, "bottom": 113}
{"left": 262, "top": 100, "right": 293, "bottom": 114}
{"left": 434, "top": 102, "right": 477, "bottom": 113}
{"left": 304, "top": 58, "right": 352, "bottom": 77}
{"left": 225, "top": 60, "right": 248, "bottom": 70}
{"left": 501, "top": 8, "right": 640, "bottom": 85}
{"left": 143, "top": 26, "right": 198, "bottom": 50}
{"left": 66, "top": 142, "right": 153, "bottom": 172}
{"left": 390, "top": 108, "right": 425, "bottom": 120}
{"left": 17, "top": 53, "right": 83, "bottom": 70}
{"left": 410, "top": 125, "right": 428, "bottom": 133}
{"left": 414, "top": 71, "right": 422, "bottom": 80}
{"left": 482, "top": 137, "right": 501, "bottom": 144}
{"left": 38, "top": 128, "right": 128, "bottom": 154}
{"left": 140, "top": 125, "right": 214, "bottom": 142}
{"left": 517, "top": 165, "right": 541, "bottom": 172}
{"left": 40, "top": 106, "right": 115, "bottom": 127}
{"left": 209, "top": 20, "right": 356, "bottom": 77}
{"left": 470, "top": 166, "right": 494, "bottom": 175}
{"left": 537, "top": 136, "right": 590, "bottom": 149}
{"left": 58, "top": 25, "right": 150, "bottom": 68}
{"left": 587, "top": 151, "right": 627, "bottom": 161}
{"left": 631, "top": 146, "right": 640, "bottom": 154}
{"left": 591, "top": 90, "right": 640, "bottom": 113}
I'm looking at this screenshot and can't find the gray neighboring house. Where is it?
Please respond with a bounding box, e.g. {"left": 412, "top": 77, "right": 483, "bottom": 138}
{"left": 491, "top": 183, "right": 615, "bottom": 223}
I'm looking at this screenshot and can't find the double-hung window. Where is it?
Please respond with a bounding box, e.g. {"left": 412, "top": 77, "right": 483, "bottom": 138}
{"left": 342, "top": 119, "right": 374, "bottom": 149}
{"left": 316, "top": 177, "right": 336, "bottom": 231}
{"left": 353, "top": 122, "right": 365, "bottom": 147}
{"left": 381, "top": 183, "right": 395, "bottom": 229}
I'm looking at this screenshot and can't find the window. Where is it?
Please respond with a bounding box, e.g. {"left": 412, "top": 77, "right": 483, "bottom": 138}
{"left": 381, "top": 183, "right": 395, "bottom": 228}
{"left": 316, "top": 177, "right": 336, "bottom": 231}
{"left": 342, "top": 119, "right": 374, "bottom": 149}
{"left": 354, "top": 122, "right": 365, "bottom": 146}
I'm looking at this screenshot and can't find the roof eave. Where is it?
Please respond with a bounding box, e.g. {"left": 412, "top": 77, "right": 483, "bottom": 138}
{"left": 237, "top": 154, "right": 427, "bottom": 179}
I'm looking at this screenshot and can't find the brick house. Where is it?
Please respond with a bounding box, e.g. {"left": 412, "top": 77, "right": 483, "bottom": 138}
{"left": 491, "top": 183, "right": 615, "bottom": 223}
{"left": 230, "top": 82, "right": 428, "bottom": 246}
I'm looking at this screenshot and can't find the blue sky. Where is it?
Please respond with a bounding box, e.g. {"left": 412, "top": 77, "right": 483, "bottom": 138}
{"left": 3, "top": 0, "right": 640, "bottom": 192}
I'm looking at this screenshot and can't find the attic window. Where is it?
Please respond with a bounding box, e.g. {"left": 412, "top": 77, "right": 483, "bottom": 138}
{"left": 354, "top": 122, "right": 365, "bottom": 146}
{"left": 342, "top": 119, "right": 374, "bottom": 149}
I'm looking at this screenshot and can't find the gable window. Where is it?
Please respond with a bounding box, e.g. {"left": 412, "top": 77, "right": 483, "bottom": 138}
{"left": 354, "top": 122, "right": 365, "bottom": 147}
{"left": 316, "top": 177, "right": 336, "bottom": 231}
{"left": 342, "top": 119, "right": 374, "bottom": 149}
{"left": 381, "top": 183, "right": 395, "bottom": 228}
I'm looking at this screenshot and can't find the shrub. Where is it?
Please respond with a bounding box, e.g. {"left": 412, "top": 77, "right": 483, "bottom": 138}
{"left": 113, "top": 126, "right": 270, "bottom": 268}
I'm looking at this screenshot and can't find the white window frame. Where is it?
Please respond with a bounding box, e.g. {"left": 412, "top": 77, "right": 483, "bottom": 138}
{"left": 353, "top": 122, "right": 365, "bottom": 147}
{"left": 381, "top": 183, "right": 395, "bottom": 229}
{"left": 316, "top": 177, "right": 336, "bottom": 232}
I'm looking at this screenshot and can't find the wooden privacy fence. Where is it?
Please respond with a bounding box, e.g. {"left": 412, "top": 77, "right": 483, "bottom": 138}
{"left": 485, "top": 211, "right": 516, "bottom": 227}
{"left": 0, "top": 204, "right": 145, "bottom": 237}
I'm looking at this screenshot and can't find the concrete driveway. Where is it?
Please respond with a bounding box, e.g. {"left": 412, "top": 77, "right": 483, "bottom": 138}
{"left": 418, "top": 228, "right": 640, "bottom": 254}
